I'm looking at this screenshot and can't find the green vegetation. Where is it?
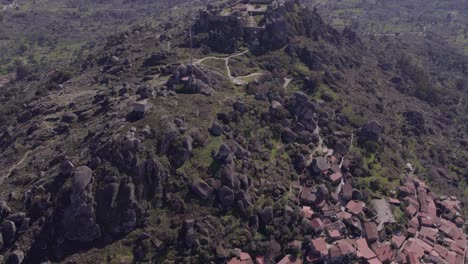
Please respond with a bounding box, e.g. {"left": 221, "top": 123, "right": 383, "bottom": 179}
{"left": 342, "top": 106, "right": 366, "bottom": 127}
{"left": 397, "top": 56, "right": 439, "bottom": 103}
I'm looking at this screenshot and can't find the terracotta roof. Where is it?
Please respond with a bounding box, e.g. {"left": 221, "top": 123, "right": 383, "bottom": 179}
{"left": 407, "top": 252, "right": 420, "bottom": 264}
{"left": 367, "top": 258, "right": 383, "bottom": 264}
{"left": 372, "top": 242, "right": 394, "bottom": 263}
{"left": 418, "top": 227, "right": 438, "bottom": 245}
{"left": 391, "top": 235, "right": 406, "bottom": 249}
{"left": 408, "top": 217, "right": 420, "bottom": 229}
{"left": 228, "top": 252, "right": 253, "bottom": 264}
{"left": 255, "top": 256, "right": 265, "bottom": 264}
{"left": 327, "top": 228, "right": 342, "bottom": 240}
{"left": 329, "top": 172, "right": 342, "bottom": 183}
{"left": 388, "top": 198, "right": 401, "bottom": 205}
{"left": 336, "top": 211, "right": 352, "bottom": 220}
{"left": 310, "top": 218, "right": 324, "bottom": 233}
{"left": 364, "top": 221, "right": 379, "bottom": 242}
{"left": 405, "top": 203, "right": 418, "bottom": 217}
{"left": 334, "top": 239, "right": 356, "bottom": 255}
{"left": 408, "top": 238, "right": 433, "bottom": 253}
{"left": 329, "top": 245, "right": 342, "bottom": 259}
{"left": 277, "top": 254, "right": 302, "bottom": 264}
{"left": 403, "top": 240, "right": 425, "bottom": 260}
{"left": 355, "top": 238, "right": 376, "bottom": 260}
{"left": 342, "top": 182, "right": 353, "bottom": 201}
{"left": 346, "top": 200, "right": 364, "bottom": 215}
{"left": 310, "top": 237, "right": 328, "bottom": 257}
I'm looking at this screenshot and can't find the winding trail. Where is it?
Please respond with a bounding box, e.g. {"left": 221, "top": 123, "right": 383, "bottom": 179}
{"left": 1, "top": 146, "right": 45, "bottom": 184}
{"left": 2, "top": 150, "right": 32, "bottom": 182}
{"left": 194, "top": 49, "right": 264, "bottom": 85}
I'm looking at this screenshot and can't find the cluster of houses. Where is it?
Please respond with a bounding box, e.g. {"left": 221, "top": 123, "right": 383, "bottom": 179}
{"left": 228, "top": 151, "right": 467, "bottom": 264}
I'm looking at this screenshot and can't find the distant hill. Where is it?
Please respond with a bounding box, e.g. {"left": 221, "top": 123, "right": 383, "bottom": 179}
{"left": 305, "top": 0, "right": 467, "bottom": 55}
{"left": 0, "top": 0, "right": 206, "bottom": 74}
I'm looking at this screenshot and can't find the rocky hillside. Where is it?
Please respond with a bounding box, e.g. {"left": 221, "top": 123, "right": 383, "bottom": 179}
{"left": 0, "top": 0, "right": 466, "bottom": 263}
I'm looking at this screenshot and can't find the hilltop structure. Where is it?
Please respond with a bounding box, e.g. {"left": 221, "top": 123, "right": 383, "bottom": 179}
{"left": 194, "top": 0, "right": 293, "bottom": 53}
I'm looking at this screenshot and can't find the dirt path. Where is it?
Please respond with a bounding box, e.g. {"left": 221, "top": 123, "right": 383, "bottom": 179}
{"left": 194, "top": 49, "right": 264, "bottom": 85}
{"left": 307, "top": 125, "right": 326, "bottom": 165}
{"left": 283, "top": 78, "right": 293, "bottom": 89}
{"left": 0, "top": 146, "right": 46, "bottom": 185}
{"left": 2, "top": 150, "right": 32, "bottom": 182}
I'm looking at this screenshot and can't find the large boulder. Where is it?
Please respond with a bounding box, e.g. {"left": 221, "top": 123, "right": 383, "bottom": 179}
{"left": 215, "top": 143, "right": 232, "bottom": 162}
{"left": 358, "top": 121, "right": 383, "bottom": 144}
{"left": 62, "top": 166, "right": 101, "bottom": 242}
{"left": 71, "top": 166, "right": 93, "bottom": 198}
{"left": 191, "top": 179, "right": 213, "bottom": 200}
{"left": 2, "top": 220, "right": 16, "bottom": 245}
{"left": 217, "top": 163, "right": 239, "bottom": 189}
{"left": 168, "top": 135, "right": 193, "bottom": 168}
{"left": 217, "top": 185, "right": 235, "bottom": 207}
{"left": 403, "top": 111, "right": 426, "bottom": 135}
{"left": 260, "top": 8, "right": 289, "bottom": 51}
{"left": 157, "top": 126, "right": 178, "bottom": 155}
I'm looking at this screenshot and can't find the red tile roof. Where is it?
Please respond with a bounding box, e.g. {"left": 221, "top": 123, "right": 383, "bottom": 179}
{"left": 255, "top": 256, "right": 265, "bottom": 264}
{"left": 388, "top": 198, "right": 401, "bottom": 205}
{"left": 418, "top": 227, "right": 438, "bottom": 245}
{"left": 341, "top": 182, "right": 353, "bottom": 201}
{"left": 334, "top": 239, "right": 356, "bottom": 255}
{"left": 228, "top": 252, "right": 253, "bottom": 264}
{"left": 310, "top": 237, "right": 328, "bottom": 257}
{"left": 327, "top": 228, "right": 342, "bottom": 240}
{"left": 310, "top": 218, "right": 324, "bottom": 233}
{"left": 364, "top": 221, "right": 378, "bottom": 242}
{"left": 371, "top": 242, "right": 394, "bottom": 263}
{"left": 329, "top": 172, "right": 342, "bottom": 183}
{"left": 355, "top": 238, "right": 376, "bottom": 260}
{"left": 277, "top": 254, "right": 302, "bottom": 264}
{"left": 367, "top": 258, "right": 383, "bottom": 264}
{"left": 329, "top": 245, "right": 342, "bottom": 259}
{"left": 346, "top": 200, "right": 364, "bottom": 215}
{"left": 403, "top": 240, "right": 425, "bottom": 260}
{"left": 391, "top": 235, "right": 406, "bottom": 249}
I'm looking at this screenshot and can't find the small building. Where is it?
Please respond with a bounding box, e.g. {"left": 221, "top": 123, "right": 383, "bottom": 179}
{"left": 310, "top": 237, "right": 329, "bottom": 259}
{"left": 310, "top": 217, "right": 325, "bottom": 234}
{"left": 329, "top": 172, "right": 343, "bottom": 184}
{"left": 328, "top": 245, "right": 343, "bottom": 263}
{"left": 371, "top": 242, "right": 394, "bottom": 263}
{"left": 341, "top": 182, "right": 353, "bottom": 201}
{"left": 391, "top": 234, "right": 406, "bottom": 249}
{"left": 355, "top": 238, "right": 377, "bottom": 262}
{"left": 363, "top": 221, "right": 379, "bottom": 243}
{"left": 346, "top": 200, "right": 364, "bottom": 215}
{"left": 311, "top": 157, "right": 330, "bottom": 174}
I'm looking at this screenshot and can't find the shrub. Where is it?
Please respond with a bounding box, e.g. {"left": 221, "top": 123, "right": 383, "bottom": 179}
{"left": 397, "top": 56, "right": 439, "bottom": 103}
